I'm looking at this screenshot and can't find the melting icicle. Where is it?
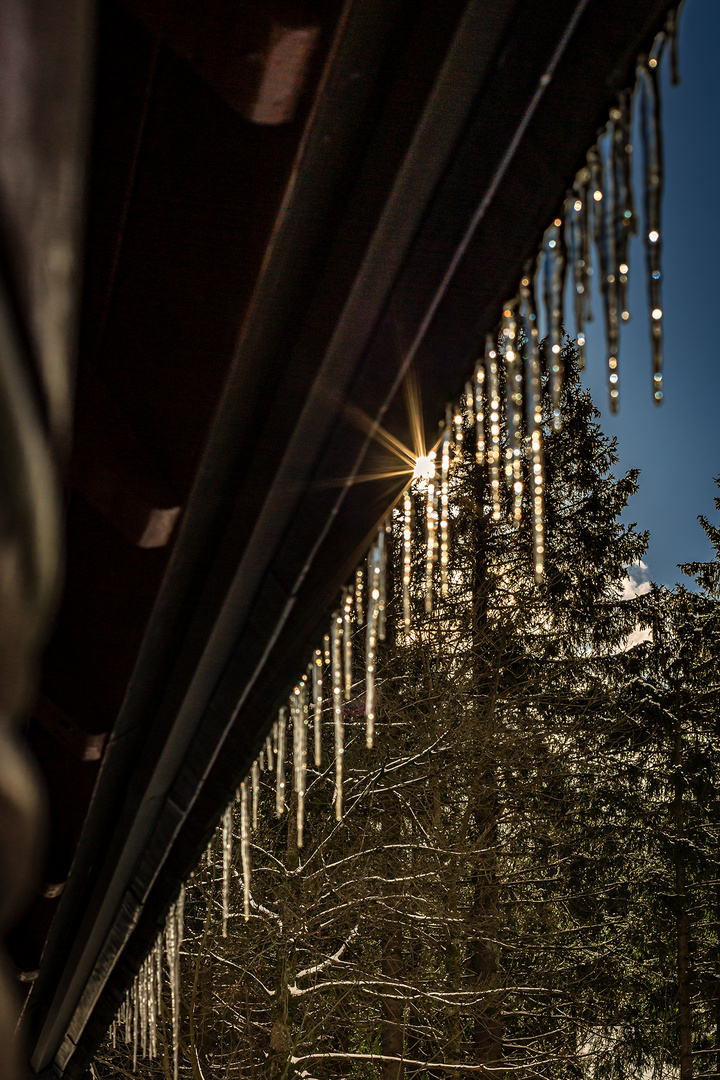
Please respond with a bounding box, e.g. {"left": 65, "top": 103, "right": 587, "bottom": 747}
{"left": 331, "top": 611, "right": 344, "bottom": 817}
{"left": 588, "top": 144, "right": 620, "bottom": 411}
{"left": 147, "top": 955, "right": 157, "bottom": 1059}
{"left": 365, "top": 535, "right": 384, "bottom": 746}
{"left": 323, "top": 633, "right": 331, "bottom": 667}
{"left": 402, "top": 489, "right": 412, "bottom": 631}
{"left": 343, "top": 591, "right": 353, "bottom": 699}
{"left": 240, "top": 780, "right": 251, "bottom": 919}
{"left": 474, "top": 358, "right": 486, "bottom": 464}
{"left": 265, "top": 732, "right": 274, "bottom": 775}
{"left": 355, "top": 567, "right": 364, "bottom": 624}
{"left": 155, "top": 936, "right": 163, "bottom": 1018}
{"left": 140, "top": 959, "right": 148, "bottom": 1059}
{"left": 132, "top": 979, "right": 139, "bottom": 1070}
{"left": 502, "top": 308, "right": 523, "bottom": 524}
{"left": 377, "top": 521, "right": 389, "bottom": 642}
{"left": 424, "top": 458, "right": 438, "bottom": 611}
{"left": 312, "top": 648, "right": 323, "bottom": 766}
{"left": 292, "top": 687, "right": 307, "bottom": 847}
{"left": 275, "top": 708, "right": 287, "bottom": 816}
{"left": 221, "top": 803, "right": 232, "bottom": 937}
{"left": 611, "top": 90, "right": 636, "bottom": 331}
{"left": 639, "top": 56, "right": 664, "bottom": 402}
{"left": 484, "top": 335, "right": 502, "bottom": 521}
{"left": 439, "top": 410, "right": 451, "bottom": 595}
{"left": 570, "top": 166, "right": 593, "bottom": 368}
{"left": 251, "top": 759, "right": 259, "bottom": 831}
{"left": 543, "top": 218, "right": 566, "bottom": 428}
{"left": 164, "top": 886, "right": 185, "bottom": 1080}
{"left": 259, "top": 746, "right": 265, "bottom": 772}
{"left": 520, "top": 272, "right": 546, "bottom": 582}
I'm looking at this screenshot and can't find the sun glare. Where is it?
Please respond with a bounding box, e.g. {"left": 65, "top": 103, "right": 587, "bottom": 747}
{"left": 412, "top": 454, "right": 435, "bottom": 483}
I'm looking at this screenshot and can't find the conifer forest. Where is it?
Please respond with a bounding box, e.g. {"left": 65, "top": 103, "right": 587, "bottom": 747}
{"left": 94, "top": 343, "right": 720, "bottom": 1080}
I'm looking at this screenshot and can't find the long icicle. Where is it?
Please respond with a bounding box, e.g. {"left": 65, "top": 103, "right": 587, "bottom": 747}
{"left": 343, "top": 590, "right": 353, "bottom": 699}
{"left": 402, "top": 489, "right": 412, "bottom": 631}
{"left": 240, "top": 779, "right": 251, "bottom": 919}
{"left": 377, "top": 522, "right": 389, "bottom": 643}
{"left": 275, "top": 708, "right": 287, "bottom": 816}
{"left": 312, "top": 648, "right": 323, "bottom": 766}
{"left": 354, "top": 568, "right": 364, "bottom": 624}
{"left": 543, "top": 217, "right": 566, "bottom": 428}
{"left": 440, "top": 409, "right": 451, "bottom": 595}
{"left": 221, "top": 803, "right": 232, "bottom": 937}
{"left": 365, "top": 542, "right": 380, "bottom": 746}
{"left": 292, "top": 686, "right": 307, "bottom": 847}
{"left": 484, "top": 335, "right": 502, "bottom": 521}
{"left": 331, "top": 611, "right": 344, "bottom": 818}
{"left": 474, "top": 357, "right": 486, "bottom": 464}
{"left": 424, "top": 456, "right": 438, "bottom": 610}
{"left": 640, "top": 55, "right": 665, "bottom": 402}
{"left": 570, "top": 166, "right": 592, "bottom": 368}
{"left": 520, "top": 271, "right": 546, "bottom": 582}
{"left": 502, "top": 307, "right": 523, "bottom": 524}
{"left": 251, "top": 759, "right": 259, "bottom": 831}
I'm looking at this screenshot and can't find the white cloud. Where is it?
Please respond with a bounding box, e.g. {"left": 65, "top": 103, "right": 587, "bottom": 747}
{"left": 621, "top": 560, "right": 651, "bottom": 600}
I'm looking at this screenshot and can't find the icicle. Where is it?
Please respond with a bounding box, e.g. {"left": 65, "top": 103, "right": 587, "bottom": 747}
{"left": 323, "top": 633, "right": 331, "bottom": 667}
{"left": 502, "top": 307, "right": 523, "bottom": 524}
{"left": 377, "top": 521, "right": 389, "bottom": 642}
{"left": 474, "top": 358, "right": 486, "bottom": 464}
{"left": 453, "top": 406, "right": 464, "bottom": 448}
{"left": 543, "top": 217, "right": 566, "bottom": 428}
{"left": 124, "top": 990, "right": 131, "bottom": 1044}
{"left": 570, "top": 166, "right": 593, "bottom": 368}
{"left": 148, "top": 956, "right": 157, "bottom": 1059}
{"left": 365, "top": 532, "right": 385, "bottom": 746}
{"left": 292, "top": 687, "right": 307, "bottom": 847}
{"left": 520, "top": 272, "right": 546, "bottom": 582}
{"left": 265, "top": 732, "right": 274, "bottom": 775}
{"left": 439, "top": 410, "right": 451, "bottom": 595}
{"left": 343, "top": 590, "right": 353, "bottom": 699}
{"left": 611, "top": 90, "right": 636, "bottom": 331}
{"left": 165, "top": 886, "right": 185, "bottom": 1080}
{"left": 240, "top": 779, "right": 251, "bottom": 919}
{"left": 331, "top": 611, "right": 344, "bottom": 817}
{"left": 259, "top": 746, "right": 266, "bottom": 772}
{"left": 402, "top": 489, "right": 412, "bottom": 631}
{"left": 424, "top": 458, "right": 438, "bottom": 611}
{"left": 484, "top": 335, "right": 502, "bottom": 521}
{"left": 588, "top": 144, "right": 620, "bottom": 411}
{"left": 251, "top": 759, "right": 259, "bottom": 831}
{"left": 464, "top": 381, "right": 474, "bottom": 433}
{"left": 221, "top": 803, "right": 233, "bottom": 937}
{"left": 132, "top": 978, "right": 139, "bottom": 1070}
{"left": 140, "top": 959, "right": 148, "bottom": 1059}
{"left": 639, "top": 57, "right": 664, "bottom": 402}
{"left": 155, "top": 936, "right": 163, "bottom": 1018}
{"left": 111, "top": 1018, "right": 116, "bottom": 1051}
{"left": 275, "top": 708, "right": 287, "bottom": 816}
{"left": 312, "top": 648, "right": 323, "bottom": 766}
{"left": 355, "top": 567, "right": 364, "bottom": 624}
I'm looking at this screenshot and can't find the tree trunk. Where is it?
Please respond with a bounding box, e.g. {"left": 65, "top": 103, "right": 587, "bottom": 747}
{"left": 674, "top": 719, "right": 693, "bottom": 1080}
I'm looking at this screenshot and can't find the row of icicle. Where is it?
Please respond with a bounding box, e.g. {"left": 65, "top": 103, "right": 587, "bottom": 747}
{"left": 109, "top": 13, "right": 680, "bottom": 1077}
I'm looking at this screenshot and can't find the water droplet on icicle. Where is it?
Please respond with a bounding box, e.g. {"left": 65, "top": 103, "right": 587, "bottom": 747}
{"left": 221, "top": 803, "right": 232, "bottom": 937}
{"left": 240, "top": 780, "right": 251, "bottom": 919}
{"left": 639, "top": 57, "right": 664, "bottom": 403}
{"left": 520, "top": 272, "right": 546, "bottom": 582}
{"left": 402, "top": 490, "right": 412, "bottom": 630}
{"left": 502, "top": 308, "right": 523, "bottom": 524}
{"left": 484, "top": 335, "right": 502, "bottom": 521}
{"left": 331, "top": 611, "right": 344, "bottom": 817}
{"left": 275, "top": 709, "right": 287, "bottom": 816}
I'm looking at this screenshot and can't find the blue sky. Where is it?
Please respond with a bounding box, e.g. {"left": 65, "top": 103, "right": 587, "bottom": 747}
{"left": 574, "top": 0, "right": 720, "bottom": 588}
